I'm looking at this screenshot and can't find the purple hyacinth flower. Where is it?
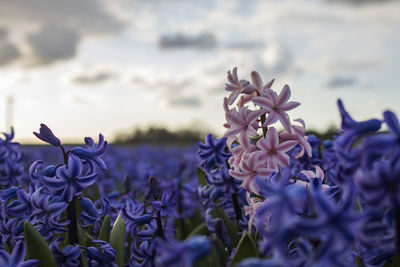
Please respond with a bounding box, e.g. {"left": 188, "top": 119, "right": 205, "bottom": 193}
{"left": 0, "top": 241, "right": 39, "bottom": 267}
{"left": 198, "top": 133, "right": 231, "bottom": 171}
{"left": 130, "top": 240, "right": 155, "bottom": 266}
{"left": 355, "top": 155, "right": 400, "bottom": 209}
{"left": 79, "top": 197, "right": 109, "bottom": 227}
{"left": 71, "top": 134, "right": 107, "bottom": 171}
{"left": 50, "top": 237, "right": 81, "bottom": 267}
{"left": 156, "top": 236, "right": 211, "bottom": 267}
{"left": 86, "top": 240, "right": 116, "bottom": 267}
{"left": 336, "top": 99, "right": 381, "bottom": 150}
{"left": 363, "top": 110, "right": 400, "bottom": 154}
{"left": 151, "top": 191, "right": 179, "bottom": 218}
{"left": 297, "top": 184, "right": 363, "bottom": 250}
{"left": 237, "top": 258, "right": 283, "bottom": 267}
{"left": 30, "top": 187, "right": 69, "bottom": 228}
{"left": 40, "top": 154, "right": 98, "bottom": 202}
{"left": 0, "top": 187, "right": 18, "bottom": 202}
{"left": 33, "top": 123, "right": 61, "bottom": 147}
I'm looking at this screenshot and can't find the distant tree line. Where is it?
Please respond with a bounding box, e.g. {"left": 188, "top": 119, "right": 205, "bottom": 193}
{"left": 114, "top": 127, "right": 207, "bottom": 145}
{"left": 306, "top": 126, "right": 340, "bottom": 141}
{"left": 114, "top": 125, "right": 340, "bottom": 146}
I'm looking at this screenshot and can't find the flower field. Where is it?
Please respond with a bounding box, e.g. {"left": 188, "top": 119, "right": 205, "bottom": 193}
{"left": 0, "top": 69, "right": 399, "bottom": 267}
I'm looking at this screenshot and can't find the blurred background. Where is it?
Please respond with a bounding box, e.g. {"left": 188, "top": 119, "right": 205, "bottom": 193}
{"left": 0, "top": 0, "right": 398, "bottom": 144}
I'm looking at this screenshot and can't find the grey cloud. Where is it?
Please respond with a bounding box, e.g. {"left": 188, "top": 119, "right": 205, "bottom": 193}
{"left": 27, "top": 25, "right": 80, "bottom": 65}
{"left": 0, "top": 28, "right": 20, "bottom": 66}
{"left": 225, "top": 41, "right": 265, "bottom": 50}
{"left": 73, "top": 70, "right": 116, "bottom": 85}
{"left": 327, "top": 0, "right": 394, "bottom": 5}
{"left": 168, "top": 96, "right": 201, "bottom": 107}
{"left": 327, "top": 76, "right": 357, "bottom": 88}
{"left": 132, "top": 75, "right": 192, "bottom": 92}
{"left": 0, "top": 42, "right": 20, "bottom": 66}
{"left": 324, "top": 59, "right": 381, "bottom": 71}
{"left": 0, "top": 0, "right": 124, "bottom": 35}
{"left": 0, "top": 28, "right": 7, "bottom": 40}
{"left": 0, "top": 0, "right": 124, "bottom": 67}
{"left": 159, "top": 32, "right": 217, "bottom": 50}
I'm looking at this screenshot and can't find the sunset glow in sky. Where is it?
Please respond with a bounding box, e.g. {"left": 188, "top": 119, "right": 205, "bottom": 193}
{"left": 0, "top": 0, "right": 399, "bottom": 143}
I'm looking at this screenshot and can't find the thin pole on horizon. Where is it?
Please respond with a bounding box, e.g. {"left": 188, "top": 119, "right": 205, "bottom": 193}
{"left": 5, "top": 95, "right": 14, "bottom": 131}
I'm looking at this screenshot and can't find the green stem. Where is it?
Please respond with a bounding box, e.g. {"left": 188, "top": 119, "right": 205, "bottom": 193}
{"left": 67, "top": 197, "right": 79, "bottom": 246}
{"left": 231, "top": 193, "right": 242, "bottom": 224}
{"left": 156, "top": 211, "right": 165, "bottom": 240}
{"left": 61, "top": 146, "right": 68, "bottom": 165}
{"left": 395, "top": 207, "right": 400, "bottom": 258}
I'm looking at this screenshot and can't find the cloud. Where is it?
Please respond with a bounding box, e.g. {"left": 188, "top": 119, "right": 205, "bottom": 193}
{"left": 27, "top": 24, "right": 80, "bottom": 65}
{"left": 225, "top": 40, "right": 265, "bottom": 50}
{"left": 327, "top": 76, "right": 357, "bottom": 88}
{"left": 0, "top": 28, "right": 20, "bottom": 66}
{"left": 73, "top": 70, "right": 116, "bottom": 85}
{"left": 168, "top": 96, "right": 201, "bottom": 107}
{"left": 0, "top": 0, "right": 124, "bottom": 67}
{"left": 0, "top": 28, "right": 7, "bottom": 39}
{"left": 159, "top": 32, "right": 217, "bottom": 50}
{"left": 0, "top": 0, "right": 124, "bottom": 35}
{"left": 326, "top": 0, "right": 394, "bottom": 5}
{"left": 0, "top": 42, "right": 20, "bottom": 66}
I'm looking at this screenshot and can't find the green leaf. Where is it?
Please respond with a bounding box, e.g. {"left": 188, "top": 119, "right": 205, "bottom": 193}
{"left": 196, "top": 168, "right": 207, "bottom": 186}
{"left": 110, "top": 214, "right": 125, "bottom": 267}
{"left": 355, "top": 256, "right": 365, "bottom": 267}
{"left": 98, "top": 215, "right": 111, "bottom": 242}
{"left": 230, "top": 232, "right": 258, "bottom": 265}
{"left": 81, "top": 250, "right": 89, "bottom": 267}
{"left": 24, "top": 222, "right": 57, "bottom": 267}
{"left": 392, "top": 254, "right": 400, "bottom": 267}
{"left": 186, "top": 222, "right": 210, "bottom": 239}
{"left": 194, "top": 238, "right": 224, "bottom": 267}
{"left": 213, "top": 207, "right": 240, "bottom": 247}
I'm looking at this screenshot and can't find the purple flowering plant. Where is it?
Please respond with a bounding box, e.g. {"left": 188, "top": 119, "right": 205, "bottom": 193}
{"left": 0, "top": 68, "right": 399, "bottom": 266}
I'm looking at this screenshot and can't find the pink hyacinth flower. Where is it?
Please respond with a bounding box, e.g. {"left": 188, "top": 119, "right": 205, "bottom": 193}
{"left": 250, "top": 71, "right": 275, "bottom": 96}
{"left": 256, "top": 126, "right": 298, "bottom": 170}
{"left": 223, "top": 106, "right": 264, "bottom": 151}
{"left": 280, "top": 118, "right": 312, "bottom": 159}
{"left": 228, "top": 142, "right": 258, "bottom": 171}
{"left": 244, "top": 192, "right": 263, "bottom": 233}
{"left": 297, "top": 165, "right": 330, "bottom": 191}
{"left": 225, "top": 67, "right": 255, "bottom": 105}
{"left": 229, "top": 152, "right": 274, "bottom": 193}
{"left": 252, "top": 84, "right": 300, "bottom": 133}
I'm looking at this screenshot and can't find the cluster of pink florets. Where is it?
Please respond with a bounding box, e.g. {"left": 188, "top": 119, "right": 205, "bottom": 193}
{"left": 222, "top": 68, "right": 326, "bottom": 230}
{"left": 223, "top": 68, "right": 313, "bottom": 192}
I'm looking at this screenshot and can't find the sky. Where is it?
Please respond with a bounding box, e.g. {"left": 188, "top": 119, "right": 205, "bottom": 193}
{"left": 0, "top": 0, "right": 399, "bottom": 143}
